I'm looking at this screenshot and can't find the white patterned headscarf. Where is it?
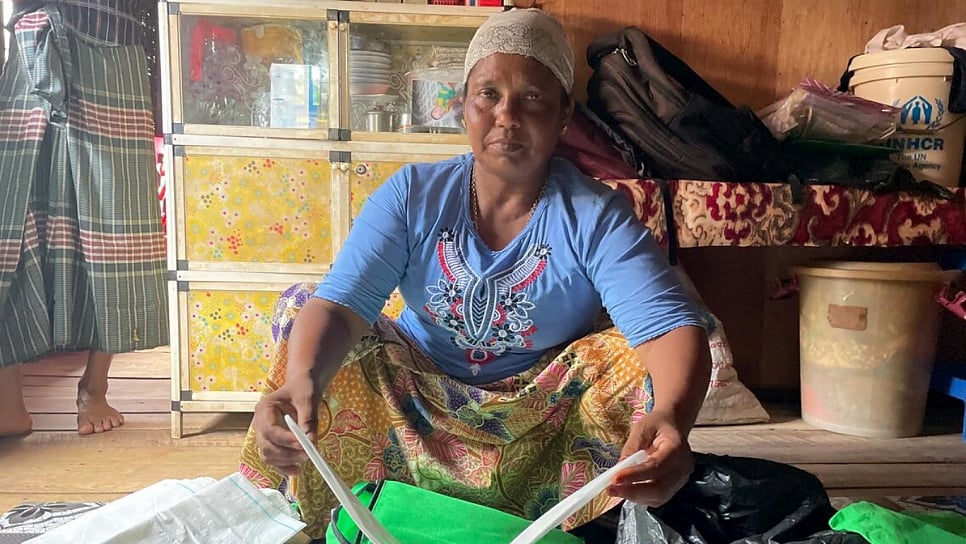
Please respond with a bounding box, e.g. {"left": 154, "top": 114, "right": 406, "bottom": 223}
{"left": 464, "top": 8, "right": 575, "bottom": 95}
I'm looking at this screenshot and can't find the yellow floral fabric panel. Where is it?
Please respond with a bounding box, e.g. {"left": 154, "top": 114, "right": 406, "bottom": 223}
{"left": 382, "top": 289, "right": 405, "bottom": 319}
{"left": 187, "top": 289, "right": 278, "bottom": 392}
{"left": 349, "top": 161, "right": 413, "bottom": 320}
{"left": 349, "top": 161, "right": 406, "bottom": 219}
{"left": 183, "top": 155, "right": 332, "bottom": 265}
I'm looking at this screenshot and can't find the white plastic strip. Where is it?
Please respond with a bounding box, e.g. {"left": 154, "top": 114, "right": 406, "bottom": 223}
{"left": 509, "top": 450, "right": 648, "bottom": 544}
{"left": 284, "top": 414, "right": 401, "bottom": 544}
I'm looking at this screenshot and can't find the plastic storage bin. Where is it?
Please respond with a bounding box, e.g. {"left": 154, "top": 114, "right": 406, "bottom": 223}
{"left": 794, "top": 261, "right": 960, "bottom": 438}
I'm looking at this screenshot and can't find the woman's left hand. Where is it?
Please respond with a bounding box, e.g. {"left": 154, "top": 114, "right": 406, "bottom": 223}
{"left": 608, "top": 410, "right": 694, "bottom": 507}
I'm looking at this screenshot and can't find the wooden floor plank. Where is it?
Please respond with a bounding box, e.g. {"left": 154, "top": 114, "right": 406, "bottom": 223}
{"left": 23, "top": 396, "right": 170, "bottom": 414}
{"left": 21, "top": 376, "right": 172, "bottom": 414}
{"left": 21, "top": 375, "right": 170, "bottom": 391}
{"left": 21, "top": 358, "right": 168, "bottom": 379}
{"left": 19, "top": 348, "right": 169, "bottom": 379}
{"left": 0, "top": 430, "right": 247, "bottom": 450}
{"left": 29, "top": 413, "right": 168, "bottom": 432}
{"left": 827, "top": 487, "right": 966, "bottom": 499}
{"left": 28, "top": 412, "right": 253, "bottom": 434}
{"left": 799, "top": 463, "right": 966, "bottom": 489}
{"left": 690, "top": 429, "right": 966, "bottom": 464}
{"left": 0, "top": 444, "right": 240, "bottom": 494}
{"left": 5, "top": 345, "right": 966, "bottom": 514}
{"left": 6, "top": 423, "right": 248, "bottom": 449}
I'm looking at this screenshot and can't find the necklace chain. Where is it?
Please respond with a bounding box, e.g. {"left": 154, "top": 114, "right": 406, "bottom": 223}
{"left": 470, "top": 166, "right": 546, "bottom": 233}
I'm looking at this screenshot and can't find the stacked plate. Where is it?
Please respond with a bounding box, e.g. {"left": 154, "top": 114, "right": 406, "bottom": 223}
{"left": 350, "top": 50, "right": 391, "bottom": 96}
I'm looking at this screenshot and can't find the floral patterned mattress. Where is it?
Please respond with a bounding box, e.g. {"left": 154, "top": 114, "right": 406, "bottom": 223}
{"left": 604, "top": 180, "right": 966, "bottom": 248}
{"left": 0, "top": 502, "right": 102, "bottom": 544}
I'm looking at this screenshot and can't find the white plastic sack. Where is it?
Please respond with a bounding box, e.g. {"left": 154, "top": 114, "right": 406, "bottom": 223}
{"left": 26, "top": 473, "right": 306, "bottom": 544}
{"left": 672, "top": 265, "right": 770, "bottom": 425}
{"left": 865, "top": 23, "right": 966, "bottom": 53}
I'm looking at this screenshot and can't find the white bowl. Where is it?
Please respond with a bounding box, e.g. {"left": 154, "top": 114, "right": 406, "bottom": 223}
{"left": 350, "top": 51, "right": 391, "bottom": 62}
{"left": 351, "top": 69, "right": 390, "bottom": 79}
{"left": 350, "top": 60, "right": 392, "bottom": 71}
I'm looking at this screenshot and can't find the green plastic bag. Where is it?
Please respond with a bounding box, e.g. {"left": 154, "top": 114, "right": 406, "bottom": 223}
{"left": 830, "top": 501, "right": 966, "bottom": 544}
{"left": 325, "top": 480, "right": 583, "bottom": 544}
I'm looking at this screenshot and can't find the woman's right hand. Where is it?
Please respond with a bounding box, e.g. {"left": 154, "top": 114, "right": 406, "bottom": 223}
{"left": 253, "top": 297, "right": 368, "bottom": 476}
{"left": 252, "top": 370, "right": 319, "bottom": 476}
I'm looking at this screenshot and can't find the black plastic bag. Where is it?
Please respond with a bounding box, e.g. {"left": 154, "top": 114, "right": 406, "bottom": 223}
{"left": 780, "top": 141, "right": 955, "bottom": 200}
{"left": 615, "top": 453, "right": 870, "bottom": 544}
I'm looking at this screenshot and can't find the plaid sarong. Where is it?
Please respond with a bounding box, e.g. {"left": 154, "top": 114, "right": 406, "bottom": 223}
{"left": 0, "top": 4, "right": 167, "bottom": 367}
{"left": 240, "top": 283, "right": 654, "bottom": 539}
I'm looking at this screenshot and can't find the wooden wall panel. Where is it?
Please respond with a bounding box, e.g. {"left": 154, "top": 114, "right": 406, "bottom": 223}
{"left": 682, "top": 243, "right": 964, "bottom": 390}
{"left": 545, "top": 0, "right": 682, "bottom": 102}
{"left": 676, "top": 0, "right": 783, "bottom": 108}
{"left": 774, "top": 1, "right": 966, "bottom": 107}
{"left": 677, "top": 248, "right": 769, "bottom": 386}
{"left": 542, "top": 0, "right": 966, "bottom": 389}
{"left": 543, "top": 0, "right": 966, "bottom": 108}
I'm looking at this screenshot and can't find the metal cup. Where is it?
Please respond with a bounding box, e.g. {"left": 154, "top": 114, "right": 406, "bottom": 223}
{"left": 365, "top": 110, "right": 391, "bottom": 132}
{"left": 394, "top": 112, "right": 412, "bottom": 132}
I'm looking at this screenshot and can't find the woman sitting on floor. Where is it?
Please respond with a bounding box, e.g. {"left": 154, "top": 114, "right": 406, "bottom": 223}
{"left": 240, "top": 8, "right": 711, "bottom": 539}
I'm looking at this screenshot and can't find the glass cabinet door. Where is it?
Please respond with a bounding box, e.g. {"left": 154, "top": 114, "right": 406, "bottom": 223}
{"left": 166, "top": 3, "right": 335, "bottom": 138}
{"left": 343, "top": 12, "right": 487, "bottom": 143}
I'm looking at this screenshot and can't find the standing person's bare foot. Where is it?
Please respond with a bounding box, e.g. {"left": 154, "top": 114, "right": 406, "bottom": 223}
{"left": 0, "top": 365, "right": 33, "bottom": 437}
{"left": 76, "top": 387, "right": 124, "bottom": 434}
{"left": 76, "top": 351, "right": 123, "bottom": 435}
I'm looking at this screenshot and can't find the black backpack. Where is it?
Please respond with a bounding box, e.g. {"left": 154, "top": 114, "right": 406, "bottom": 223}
{"left": 586, "top": 27, "right": 781, "bottom": 182}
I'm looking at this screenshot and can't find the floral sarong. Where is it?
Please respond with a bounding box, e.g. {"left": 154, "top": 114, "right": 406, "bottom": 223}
{"left": 240, "top": 283, "right": 652, "bottom": 539}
